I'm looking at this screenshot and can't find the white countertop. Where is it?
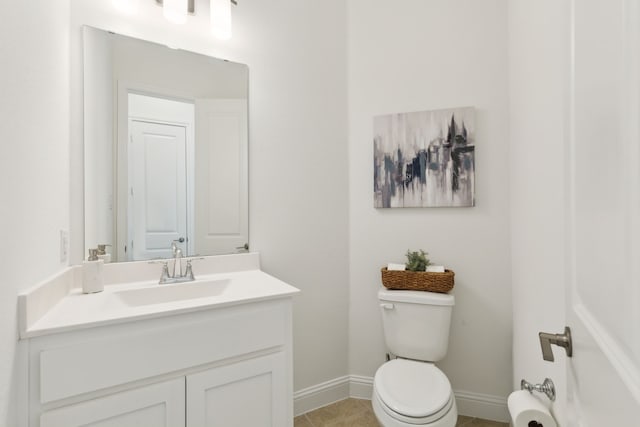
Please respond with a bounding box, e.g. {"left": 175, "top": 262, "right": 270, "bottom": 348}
{"left": 19, "top": 253, "right": 299, "bottom": 339}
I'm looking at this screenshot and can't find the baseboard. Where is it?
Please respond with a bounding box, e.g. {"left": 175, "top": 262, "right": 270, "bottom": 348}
{"left": 349, "top": 374, "right": 374, "bottom": 399}
{"left": 293, "top": 376, "right": 350, "bottom": 416}
{"left": 455, "top": 389, "right": 510, "bottom": 422}
{"left": 294, "top": 375, "right": 510, "bottom": 423}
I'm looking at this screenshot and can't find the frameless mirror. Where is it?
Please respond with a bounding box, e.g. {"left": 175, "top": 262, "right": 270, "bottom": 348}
{"left": 83, "top": 26, "right": 248, "bottom": 262}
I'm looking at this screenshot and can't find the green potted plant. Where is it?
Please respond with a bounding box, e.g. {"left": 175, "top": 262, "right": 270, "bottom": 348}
{"left": 405, "top": 249, "right": 430, "bottom": 271}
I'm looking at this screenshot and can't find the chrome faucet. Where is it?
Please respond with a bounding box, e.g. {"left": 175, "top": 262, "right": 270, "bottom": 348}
{"left": 149, "top": 241, "right": 204, "bottom": 284}
{"left": 171, "top": 240, "right": 183, "bottom": 278}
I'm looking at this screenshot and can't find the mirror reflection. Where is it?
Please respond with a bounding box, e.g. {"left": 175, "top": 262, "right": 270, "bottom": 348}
{"left": 83, "top": 26, "right": 249, "bottom": 262}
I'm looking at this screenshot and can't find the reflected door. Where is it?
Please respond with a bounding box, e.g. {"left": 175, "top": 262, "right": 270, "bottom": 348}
{"left": 129, "top": 120, "right": 188, "bottom": 260}
{"left": 194, "top": 99, "right": 248, "bottom": 255}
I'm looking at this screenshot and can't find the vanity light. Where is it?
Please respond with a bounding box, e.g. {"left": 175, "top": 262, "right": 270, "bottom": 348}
{"left": 119, "top": 0, "right": 236, "bottom": 40}
{"left": 163, "top": 0, "right": 188, "bottom": 24}
{"left": 112, "top": 0, "right": 139, "bottom": 15}
{"left": 210, "top": 0, "right": 232, "bottom": 40}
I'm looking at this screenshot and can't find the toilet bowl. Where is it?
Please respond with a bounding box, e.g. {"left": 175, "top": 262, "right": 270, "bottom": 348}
{"left": 372, "top": 359, "right": 457, "bottom": 426}
{"left": 373, "top": 289, "right": 457, "bottom": 427}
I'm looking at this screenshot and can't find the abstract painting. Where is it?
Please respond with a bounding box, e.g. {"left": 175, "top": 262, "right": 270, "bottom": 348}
{"left": 374, "top": 107, "right": 475, "bottom": 208}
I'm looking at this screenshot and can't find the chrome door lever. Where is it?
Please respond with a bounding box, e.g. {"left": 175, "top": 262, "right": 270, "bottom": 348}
{"left": 539, "top": 326, "right": 572, "bottom": 362}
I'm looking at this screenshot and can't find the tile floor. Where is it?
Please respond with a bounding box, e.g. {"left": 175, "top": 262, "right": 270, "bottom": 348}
{"left": 294, "top": 398, "right": 510, "bottom": 427}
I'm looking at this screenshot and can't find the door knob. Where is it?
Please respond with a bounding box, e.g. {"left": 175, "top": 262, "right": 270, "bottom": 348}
{"left": 539, "top": 326, "right": 572, "bottom": 362}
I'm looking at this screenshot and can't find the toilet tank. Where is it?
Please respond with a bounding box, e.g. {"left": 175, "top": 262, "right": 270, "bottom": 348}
{"left": 378, "top": 288, "right": 455, "bottom": 362}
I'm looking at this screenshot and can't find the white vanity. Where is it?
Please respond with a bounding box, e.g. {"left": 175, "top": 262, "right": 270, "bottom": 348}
{"left": 22, "top": 20, "right": 293, "bottom": 426}
{"left": 18, "top": 253, "right": 299, "bottom": 427}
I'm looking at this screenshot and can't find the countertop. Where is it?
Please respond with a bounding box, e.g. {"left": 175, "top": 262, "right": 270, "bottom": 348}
{"left": 19, "top": 253, "right": 299, "bottom": 339}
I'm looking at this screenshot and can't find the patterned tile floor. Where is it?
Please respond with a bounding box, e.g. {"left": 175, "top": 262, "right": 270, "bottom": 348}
{"left": 294, "top": 398, "right": 509, "bottom": 427}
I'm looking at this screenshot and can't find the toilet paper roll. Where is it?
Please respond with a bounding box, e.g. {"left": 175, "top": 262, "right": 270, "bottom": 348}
{"left": 508, "top": 390, "right": 557, "bottom": 427}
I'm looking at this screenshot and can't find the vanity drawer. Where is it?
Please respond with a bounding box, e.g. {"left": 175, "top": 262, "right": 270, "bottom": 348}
{"left": 39, "top": 301, "right": 287, "bottom": 403}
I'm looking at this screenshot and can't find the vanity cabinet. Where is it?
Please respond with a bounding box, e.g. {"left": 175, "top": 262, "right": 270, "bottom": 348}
{"left": 25, "top": 299, "right": 294, "bottom": 427}
{"left": 39, "top": 353, "right": 287, "bottom": 427}
{"left": 187, "top": 352, "right": 287, "bottom": 427}
{"left": 40, "top": 378, "right": 186, "bottom": 427}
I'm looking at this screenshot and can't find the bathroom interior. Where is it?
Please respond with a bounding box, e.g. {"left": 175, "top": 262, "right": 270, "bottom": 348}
{"left": 1, "top": 0, "right": 639, "bottom": 426}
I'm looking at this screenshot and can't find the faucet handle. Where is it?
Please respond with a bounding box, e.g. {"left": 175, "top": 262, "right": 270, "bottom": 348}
{"left": 160, "top": 262, "right": 171, "bottom": 282}
{"left": 184, "top": 260, "right": 195, "bottom": 281}
{"left": 148, "top": 260, "right": 171, "bottom": 283}
{"left": 183, "top": 257, "right": 205, "bottom": 281}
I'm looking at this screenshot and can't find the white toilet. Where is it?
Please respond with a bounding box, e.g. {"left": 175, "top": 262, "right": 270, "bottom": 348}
{"left": 372, "top": 288, "right": 457, "bottom": 427}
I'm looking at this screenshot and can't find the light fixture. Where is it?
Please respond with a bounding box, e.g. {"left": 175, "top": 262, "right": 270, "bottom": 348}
{"left": 112, "top": 0, "right": 139, "bottom": 15}
{"left": 210, "top": 0, "right": 232, "bottom": 40}
{"left": 163, "top": 0, "right": 188, "bottom": 24}
{"left": 144, "top": 0, "right": 236, "bottom": 40}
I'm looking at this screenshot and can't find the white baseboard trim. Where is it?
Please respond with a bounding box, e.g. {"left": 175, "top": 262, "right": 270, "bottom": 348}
{"left": 455, "top": 389, "right": 510, "bottom": 423}
{"left": 293, "top": 376, "right": 350, "bottom": 416}
{"left": 349, "top": 374, "right": 374, "bottom": 399}
{"left": 294, "top": 375, "right": 509, "bottom": 423}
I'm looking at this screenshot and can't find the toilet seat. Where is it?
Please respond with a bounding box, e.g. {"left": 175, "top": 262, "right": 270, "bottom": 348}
{"left": 373, "top": 359, "right": 454, "bottom": 425}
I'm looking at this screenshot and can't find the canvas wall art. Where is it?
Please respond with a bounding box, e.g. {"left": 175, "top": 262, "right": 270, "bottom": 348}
{"left": 373, "top": 107, "right": 475, "bottom": 208}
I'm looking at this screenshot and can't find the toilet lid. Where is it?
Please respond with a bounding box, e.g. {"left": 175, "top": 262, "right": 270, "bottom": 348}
{"left": 374, "top": 359, "right": 452, "bottom": 418}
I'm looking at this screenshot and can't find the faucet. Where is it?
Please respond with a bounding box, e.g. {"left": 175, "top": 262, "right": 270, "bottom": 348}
{"left": 149, "top": 241, "right": 204, "bottom": 284}
{"left": 171, "top": 240, "right": 183, "bottom": 278}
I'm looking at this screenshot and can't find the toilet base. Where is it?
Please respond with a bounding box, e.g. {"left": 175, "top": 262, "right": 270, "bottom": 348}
{"left": 372, "top": 389, "right": 458, "bottom": 427}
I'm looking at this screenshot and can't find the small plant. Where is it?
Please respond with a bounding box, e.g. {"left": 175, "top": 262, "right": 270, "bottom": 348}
{"left": 405, "top": 249, "right": 430, "bottom": 272}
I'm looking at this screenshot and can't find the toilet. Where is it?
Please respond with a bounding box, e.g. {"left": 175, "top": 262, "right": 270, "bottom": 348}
{"left": 372, "top": 288, "right": 457, "bottom": 427}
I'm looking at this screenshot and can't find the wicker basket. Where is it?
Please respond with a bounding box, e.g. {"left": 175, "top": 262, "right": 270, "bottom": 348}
{"left": 380, "top": 267, "right": 455, "bottom": 293}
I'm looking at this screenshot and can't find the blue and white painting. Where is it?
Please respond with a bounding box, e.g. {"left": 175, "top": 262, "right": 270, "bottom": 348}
{"left": 374, "top": 107, "right": 475, "bottom": 208}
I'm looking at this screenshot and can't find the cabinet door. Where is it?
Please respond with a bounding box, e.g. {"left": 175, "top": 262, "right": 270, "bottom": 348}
{"left": 187, "top": 353, "right": 288, "bottom": 427}
{"left": 40, "top": 378, "right": 185, "bottom": 427}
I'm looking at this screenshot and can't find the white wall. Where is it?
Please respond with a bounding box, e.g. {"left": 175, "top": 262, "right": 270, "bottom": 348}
{"left": 508, "top": 1, "right": 570, "bottom": 425}
{"left": 347, "top": 0, "right": 512, "bottom": 420}
{"left": 70, "top": 0, "right": 349, "bottom": 397}
{"left": 0, "top": 1, "right": 70, "bottom": 425}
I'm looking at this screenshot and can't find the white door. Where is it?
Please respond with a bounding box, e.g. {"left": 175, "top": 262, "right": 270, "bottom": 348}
{"left": 194, "top": 99, "right": 248, "bottom": 255}
{"left": 186, "top": 353, "right": 288, "bottom": 427}
{"left": 40, "top": 378, "right": 185, "bottom": 427}
{"left": 129, "top": 119, "right": 188, "bottom": 260}
{"left": 566, "top": 0, "right": 640, "bottom": 424}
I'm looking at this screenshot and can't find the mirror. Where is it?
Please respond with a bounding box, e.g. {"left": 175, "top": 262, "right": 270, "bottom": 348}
{"left": 83, "top": 26, "right": 248, "bottom": 262}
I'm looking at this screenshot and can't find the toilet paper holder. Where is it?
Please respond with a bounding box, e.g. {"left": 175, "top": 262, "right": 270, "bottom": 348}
{"left": 521, "top": 378, "right": 556, "bottom": 402}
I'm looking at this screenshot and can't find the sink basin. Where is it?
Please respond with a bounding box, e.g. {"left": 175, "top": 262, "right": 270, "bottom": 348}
{"left": 115, "top": 279, "right": 231, "bottom": 307}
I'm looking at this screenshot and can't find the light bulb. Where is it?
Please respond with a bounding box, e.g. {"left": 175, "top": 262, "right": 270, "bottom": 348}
{"left": 210, "top": 0, "right": 232, "bottom": 40}
{"left": 164, "top": 0, "right": 188, "bottom": 24}
{"left": 112, "top": 0, "right": 139, "bottom": 15}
